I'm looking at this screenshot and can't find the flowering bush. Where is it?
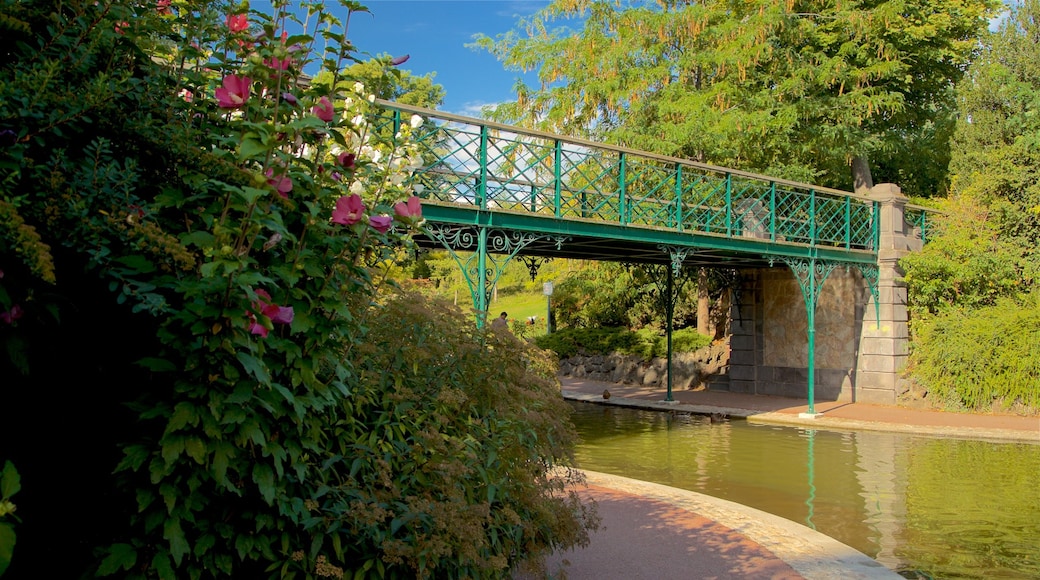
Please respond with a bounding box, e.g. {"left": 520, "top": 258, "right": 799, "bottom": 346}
{"left": 0, "top": 0, "right": 592, "bottom": 577}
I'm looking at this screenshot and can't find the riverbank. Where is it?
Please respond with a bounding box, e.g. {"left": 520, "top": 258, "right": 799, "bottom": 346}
{"left": 561, "top": 377, "right": 1040, "bottom": 443}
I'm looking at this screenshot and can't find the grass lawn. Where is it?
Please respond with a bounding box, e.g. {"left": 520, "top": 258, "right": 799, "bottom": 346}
{"left": 489, "top": 291, "right": 552, "bottom": 337}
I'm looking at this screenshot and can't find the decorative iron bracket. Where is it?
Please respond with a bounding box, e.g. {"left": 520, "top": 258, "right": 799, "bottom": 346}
{"left": 767, "top": 255, "right": 837, "bottom": 314}
{"left": 423, "top": 223, "right": 570, "bottom": 314}
{"left": 657, "top": 244, "right": 693, "bottom": 277}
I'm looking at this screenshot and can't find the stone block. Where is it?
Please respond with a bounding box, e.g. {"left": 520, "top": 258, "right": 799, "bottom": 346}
{"left": 729, "top": 334, "right": 756, "bottom": 351}
{"left": 854, "top": 386, "right": 896, "bottom": 405}
{"left": 729, "top": 365, "right": 757, "bottom": 381}
{"left": 775, "top": 366, "right": 809, "bottom": 384}
{"left": 854, "top": 370, "right": 900, "bottom": 390}
{"left": 858, "top": 337, "right": 909, "bottom": 357}
{"left": 857, "top": 354, "right": 904, "bottom": 374}
{"left": 728, "top": 380, "right": 756, "bottom": 394}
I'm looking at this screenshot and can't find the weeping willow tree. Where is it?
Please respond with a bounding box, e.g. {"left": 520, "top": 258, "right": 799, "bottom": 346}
{"left": 474, "top": 0, "right": 998, "bottom": 197}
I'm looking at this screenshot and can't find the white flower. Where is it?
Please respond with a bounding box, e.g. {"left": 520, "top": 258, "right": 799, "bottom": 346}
{"left": 351, "top": 114, "right": 365, "bottom": 126}
{"left": 367, "top": 94, "right": 375, "bottom": 103}
{"left": 353, "top": 81, "right": 365, "bottom": 94}
{"left": 412, "top": 184, "right": 425, "bottom": 194}
{"left": 350, "top": 180, "right": 364, "bottom": 195}
{"left": 410, "top": 114, "right": 423, "bottom": 129}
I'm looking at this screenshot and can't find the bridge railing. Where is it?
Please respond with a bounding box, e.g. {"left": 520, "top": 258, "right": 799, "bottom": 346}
{"left": 374, "top": 100, "right": 886, "bottom": 251}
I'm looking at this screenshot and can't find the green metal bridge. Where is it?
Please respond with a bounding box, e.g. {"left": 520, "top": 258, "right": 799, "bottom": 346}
{"left": 373, "top": 100, "right": 934, "bottom": 413}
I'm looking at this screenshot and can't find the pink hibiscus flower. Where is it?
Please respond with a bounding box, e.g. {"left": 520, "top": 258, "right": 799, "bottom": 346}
{"left": 312, "top": 96, "right": 334, "bottom": 122}
{"left": 331, "top": 194, "right": 365, "bottom": 226}
{"left": 369, "top": 215, "right": 392, "bottom": 233}
{"left": 0, "top": 304, "right": 23, "bottom": 325}
{"left": 215, "top": 75, "right": 251, "bottom": 108}
{"left": 393, "top": 195, "right": 423, "bottom": 222}
{"left": 265, "top": 169, "right": 293, "bottom": 198}
{"left": 226, "top": 13, "right": 249, "bottom": 33}
{"left": 249, "top": 289, "right": 294, "bottom": 337}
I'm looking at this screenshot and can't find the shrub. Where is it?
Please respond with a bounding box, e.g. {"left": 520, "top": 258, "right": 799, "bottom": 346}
{"left": 906, "top": 291, "right": 1040, "bottom": 413}
{"left": 0, "top": 0, "right": 596, "bottom": 577}
{"left": 336, "top": 291, "right": 597, "bottom": 577}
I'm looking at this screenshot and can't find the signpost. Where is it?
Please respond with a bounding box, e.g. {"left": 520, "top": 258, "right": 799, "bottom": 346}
{"left": 543, "top": 282, "right": 554, "bottom": 334}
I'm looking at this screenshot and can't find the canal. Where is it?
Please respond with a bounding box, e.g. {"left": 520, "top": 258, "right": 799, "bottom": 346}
{"left": 567, "top": 401, "right": 1040, "bottom": 579}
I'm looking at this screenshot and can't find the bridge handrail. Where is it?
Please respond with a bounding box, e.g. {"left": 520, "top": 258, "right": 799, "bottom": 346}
{"left": 375, "top": 99, "right": 872, "bottom": 203}
{"left": 374, "top": 100, "right": 938, "bottom": 250}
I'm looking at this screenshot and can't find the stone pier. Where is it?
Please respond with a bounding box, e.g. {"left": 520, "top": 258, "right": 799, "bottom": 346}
{"left": 716, "top": 183, "right": 920, "bottom": 404}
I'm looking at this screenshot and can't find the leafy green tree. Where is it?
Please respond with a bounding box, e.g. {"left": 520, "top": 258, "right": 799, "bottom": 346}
{"left": 901, "top": 0, "right": 1040, "bottom": 413}
{"left": 904, "top": 0, "right": 1040, "bottom": 314}
{"left": 475, "top": 0, "right": 997, "bottom": 196}
{"left": 317, "top": 56, "right": 446, "bottom": 107}
{"left": 947, "top": 0, "right": 1040, "bottom": 265}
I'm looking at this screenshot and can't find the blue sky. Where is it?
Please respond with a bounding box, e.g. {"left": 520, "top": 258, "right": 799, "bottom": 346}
{"left": 344, "top": 1, "right": 552, "bottom": 117}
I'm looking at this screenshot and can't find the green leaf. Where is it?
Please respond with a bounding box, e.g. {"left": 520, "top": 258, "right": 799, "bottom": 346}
{"left": 252, "top": 463, "right": 276, "bottom": 504}
{"left": 184, "top": 437, "right": 206, "bottom": 464}
{"left": 135, "top": 357, "right": 177, "bottom": 372}
{"left": 1, "top": 462, "right": 20, "bottom": 498}
{"left": 211, "top": 442, "right": 235, "bottom": 486}
{"left": 163, "top": 519, "right": 190, "bottom": 565}
{"left": 0, "top": 522, "right": 14, "bottom": 577}
{"left": 237, "top": 186, "right": 270, "bottom": 205}
{"left": 181, "top": 231, "right": 215, "bottom": 248}
{"left": 161, "top": 436, "right": 185, "bottom": 464}
{"left": 152, "top": 550, "right": 175, "bottom": 580}
{"left": 237, "top": 352, "right": 271, "bottom": 385}
{"left": 238, "top": 137, "right": 268, "bottom": 160}
{"left": 114, "top": 254, "right": 157, "bottom": 273}
{"left": 97, "top": 543, "right": 137, "bottom": 575}
{"left": 167, "top": 402, "right": 198, "bottom": 431}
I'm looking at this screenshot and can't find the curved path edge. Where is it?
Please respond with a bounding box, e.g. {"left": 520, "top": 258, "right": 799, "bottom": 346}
{"left": 579, "top": 470, "right": 902, "bottom": 580}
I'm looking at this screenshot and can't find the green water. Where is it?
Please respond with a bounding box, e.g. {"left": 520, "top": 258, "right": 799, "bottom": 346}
{"left": 567, "top": 401, "right": 1040, "bottom": 579}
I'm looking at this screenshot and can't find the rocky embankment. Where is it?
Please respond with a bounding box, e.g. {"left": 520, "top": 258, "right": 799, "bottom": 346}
{"left": 557, "top": 339, "right": 729, "bottom": 390}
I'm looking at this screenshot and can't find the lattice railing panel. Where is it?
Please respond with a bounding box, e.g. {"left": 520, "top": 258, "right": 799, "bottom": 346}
{"left": 368, "top": 101, "right": 922, "bottom": 255}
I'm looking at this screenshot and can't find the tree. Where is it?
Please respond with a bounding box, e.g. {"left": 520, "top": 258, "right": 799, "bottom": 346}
{"left": 904, "top": 0, "right": 1040, "bottom": 315}
{"left": 329, "top": 56, "right": 446, "bottom": 107}
{"left": 947, "top": 0, "right": 1040, "bottom": 260}
{"left": 474, "top": 0, "right": 997, "bottom": 196}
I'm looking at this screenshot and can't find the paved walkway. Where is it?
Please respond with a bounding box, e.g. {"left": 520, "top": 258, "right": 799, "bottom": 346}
{"left": 529, "top": 377, "right": 1040, "bottom": 580}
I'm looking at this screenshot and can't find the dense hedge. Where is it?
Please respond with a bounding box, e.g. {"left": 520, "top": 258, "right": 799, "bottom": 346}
{"left": 906, "top": 292, "right": 1040, "bottom": 412}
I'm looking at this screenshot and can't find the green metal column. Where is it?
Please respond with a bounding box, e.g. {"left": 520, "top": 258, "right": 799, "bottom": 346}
{"left": 806, "top": 257, "right": 818, "bottom": 414}
{"left": 478, "top": 126, "right": 489, "bottom": 211}
{"left": 770, "top": 255, "right": 836, "bottom": 416}
{"left": 476, "top": 226, "right": 489, "bottom": 328}
{"left": 619, "top": 152, "right": 627, "bottom": 224}
{"left": 665, "top": 265, "right": 675, "bottom": 402}
{"left": 554, "top": 140, "right": 562, "bottom": 218}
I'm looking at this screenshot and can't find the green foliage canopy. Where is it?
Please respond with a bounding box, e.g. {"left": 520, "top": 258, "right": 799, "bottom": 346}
{"left": 475, "top": 0, "right": 998, "bottom": 196}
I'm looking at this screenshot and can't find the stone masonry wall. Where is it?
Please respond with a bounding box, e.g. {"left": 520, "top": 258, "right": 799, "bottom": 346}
{"left": 557, "top": 339, "right": 730, "bottom": 391}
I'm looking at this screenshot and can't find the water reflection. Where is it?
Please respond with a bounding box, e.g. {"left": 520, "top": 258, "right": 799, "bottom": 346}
{"left": 567, "top": 401, "right": 1040, "bottom": 580}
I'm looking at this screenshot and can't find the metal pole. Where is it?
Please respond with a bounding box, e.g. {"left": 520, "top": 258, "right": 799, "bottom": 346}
{"left": 666, "top": 266, "right": 675, "bottom": 402}
{"left": 476, "top": 227, "right": 488, "bottom": 328}
{"left": 806, "top": 258, "right": 817, "bottom": 415}
{"left": 547, "top": 294, "right": 553, "bottom": 334}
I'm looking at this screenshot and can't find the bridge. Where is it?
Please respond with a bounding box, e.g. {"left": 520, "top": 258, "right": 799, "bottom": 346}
{"left": 372, "top": 100, "right": 934, "bottom": 414}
